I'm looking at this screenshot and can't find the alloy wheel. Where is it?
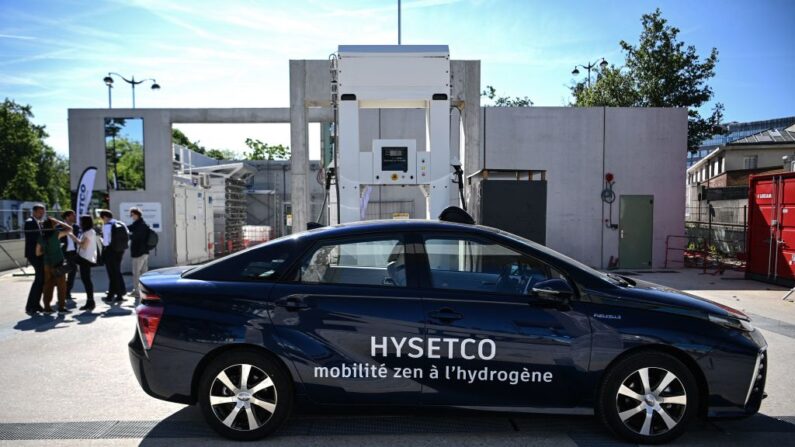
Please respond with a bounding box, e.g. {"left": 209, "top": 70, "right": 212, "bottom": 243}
{"left": 209, "top": 363, "right": 278, "bottom": 431}
{"left": 615, "top": 366, "right": 687, "bottom": 437}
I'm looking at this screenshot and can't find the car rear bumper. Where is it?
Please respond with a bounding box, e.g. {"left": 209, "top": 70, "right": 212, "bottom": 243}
{"left": 128, "top": 334, "right": 196, "bottom": 405}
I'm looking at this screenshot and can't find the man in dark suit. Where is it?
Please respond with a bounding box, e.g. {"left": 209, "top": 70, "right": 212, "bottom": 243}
{"left": 99, "top": 210, "right": 128, "bottom": 302}
{"left": 60, "top": 210, "right": 80, "bottom": 301}
{"left": 24, "top": 204, "right": 46, "bottom": 315}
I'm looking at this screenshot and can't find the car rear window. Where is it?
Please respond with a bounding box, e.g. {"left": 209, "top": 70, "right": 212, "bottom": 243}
{"left": 184, "top": 239, "right": 294, "bottom": 282}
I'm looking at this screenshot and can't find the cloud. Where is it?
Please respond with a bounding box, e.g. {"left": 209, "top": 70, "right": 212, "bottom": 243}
{"left": 0, "top": 74, "right": 41, "bottom": 86}
{"left": 0, "top": 33, "right": 37, "bottom": 40}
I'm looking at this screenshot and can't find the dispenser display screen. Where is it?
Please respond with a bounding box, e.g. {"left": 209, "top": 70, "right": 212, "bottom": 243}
{"left": 381, "top": 147, "right": 409, "bottom": 172}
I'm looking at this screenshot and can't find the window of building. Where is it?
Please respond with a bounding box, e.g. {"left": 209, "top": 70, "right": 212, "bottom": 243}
{"left": 743, "top": 156, "right": 758, "bottom": 170}
{"left": 105, "top": 117, "right": 145, "bottom": 190}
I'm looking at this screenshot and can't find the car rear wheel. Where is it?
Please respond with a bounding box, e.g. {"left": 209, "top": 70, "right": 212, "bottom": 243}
{"left": 598, "top": 351, "right": 699, "bottom": 444}
{"left": 198, "top": 350, "right": 293, "bottom": 440}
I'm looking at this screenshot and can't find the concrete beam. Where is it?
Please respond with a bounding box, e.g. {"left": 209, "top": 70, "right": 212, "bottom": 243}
{"left": 290, "top": 60, "right": 310, "bottom": 233}
{"left": 68, "top": 108, "right": 332, "bottom": 124}
{"left": 451, "top": 61, "right": 481, "bottom": 179}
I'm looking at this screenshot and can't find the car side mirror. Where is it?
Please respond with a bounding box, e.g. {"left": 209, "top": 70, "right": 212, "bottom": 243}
{"left": 530, "top": 278, "right": 574, "bottom": 301}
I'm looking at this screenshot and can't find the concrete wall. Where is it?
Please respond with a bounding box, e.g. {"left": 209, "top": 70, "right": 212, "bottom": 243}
{"left": 68, "top": 107, "right": 333, "bottom": 268}
{"left": 69, "top": 109, "right": 175, "bottom": 269}
{"left": 479, "top": 106, "right": 687, "bottom": 268}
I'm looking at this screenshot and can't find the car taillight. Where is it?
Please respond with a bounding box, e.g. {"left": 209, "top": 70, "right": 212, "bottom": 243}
{"left": 136, "top": 292, "right": 163, "bottom": 350}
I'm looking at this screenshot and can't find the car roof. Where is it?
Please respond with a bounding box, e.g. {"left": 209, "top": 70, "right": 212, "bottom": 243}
{"left": 297, "top": 219, "right": 496, "bottom": 240}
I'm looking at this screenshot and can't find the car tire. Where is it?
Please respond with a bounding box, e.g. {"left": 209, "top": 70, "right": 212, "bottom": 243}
{"left": 598, "top": 351, "right": 699, "bottom": 445}
{"left": 198, "top": 350, "right": 293, "bottom": 441}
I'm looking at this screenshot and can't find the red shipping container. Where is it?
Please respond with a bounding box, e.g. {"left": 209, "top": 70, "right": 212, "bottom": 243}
{"left": 747, "top": 171, "right": 795, "bottom": 286}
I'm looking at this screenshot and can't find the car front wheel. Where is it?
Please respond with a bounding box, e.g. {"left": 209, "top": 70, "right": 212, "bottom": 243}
{"left": 598, "top": 351, "right": 699, "bottom": 444}
{"left": 198, "top": 350, "right": 293, "bottom": 441}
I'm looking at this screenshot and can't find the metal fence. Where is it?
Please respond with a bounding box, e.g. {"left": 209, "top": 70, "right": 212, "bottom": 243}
{"left": 685, "top": 205, "right": 748, "bottom": 227}
{"left": 668, "top": 205, "right": 750, "bottom": 272}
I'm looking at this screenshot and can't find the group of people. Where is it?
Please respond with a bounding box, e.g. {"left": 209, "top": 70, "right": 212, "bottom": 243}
{"left": 23, "top": 204, "right": 154, "bottom": 315}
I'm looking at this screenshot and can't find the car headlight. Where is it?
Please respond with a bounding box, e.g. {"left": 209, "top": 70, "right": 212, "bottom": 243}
{"left": 709, "top": 314, "right": 754, "bottom": 332}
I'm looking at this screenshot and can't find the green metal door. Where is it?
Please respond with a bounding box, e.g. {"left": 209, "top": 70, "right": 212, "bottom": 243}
{"left": 619, "top": 195, "right": 654, "bottom": 269}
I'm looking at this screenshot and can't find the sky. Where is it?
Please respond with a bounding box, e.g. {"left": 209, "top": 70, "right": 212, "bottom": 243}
{"left": 1, "top": 0, "right": 794, "bottom": 159}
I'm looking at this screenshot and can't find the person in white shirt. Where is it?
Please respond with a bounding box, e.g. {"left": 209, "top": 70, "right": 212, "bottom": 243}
{"left": 67, "top": 215, "right": 97, "bottom": 310}
{"left": 99, "top": 210, "right": 128, "bottom": 302}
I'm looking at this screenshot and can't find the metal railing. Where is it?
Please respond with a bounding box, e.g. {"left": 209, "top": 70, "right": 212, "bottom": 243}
{"left": 685, "top": 205, "right": 747, "bottom": 227}
{"left": 665, "top": 233, "right": 746, "bottom": 274}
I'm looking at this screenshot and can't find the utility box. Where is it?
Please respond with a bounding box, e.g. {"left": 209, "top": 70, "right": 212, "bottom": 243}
{"left": 468, "top": 170, "right": 547, "bottom": 244}
{"left": 747, "top": 171, "right": 795, "bottom": 286}
{"left": 174, "top": 180, "right": 214, "bottom": 265}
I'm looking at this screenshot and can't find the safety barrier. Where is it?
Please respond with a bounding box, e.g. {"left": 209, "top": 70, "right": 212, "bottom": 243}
{"left": 665, "top": 234, "right": 746, "bottom": 274}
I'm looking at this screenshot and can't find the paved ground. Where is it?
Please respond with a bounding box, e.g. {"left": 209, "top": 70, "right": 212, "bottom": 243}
{"left": 1, "top": 265, "right": 794, "bottom": 446}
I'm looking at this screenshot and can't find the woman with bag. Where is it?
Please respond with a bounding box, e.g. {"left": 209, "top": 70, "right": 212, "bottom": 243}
{"left": 37, "top": 218, "right": 72, "bottom": 314}
{"left": 67, "top": 215, "right": 97, "bottom": 311}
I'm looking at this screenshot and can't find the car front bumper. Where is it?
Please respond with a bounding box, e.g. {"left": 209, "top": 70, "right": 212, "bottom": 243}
{"left": 705, "top": 328, "right": 768, "bottom": 418}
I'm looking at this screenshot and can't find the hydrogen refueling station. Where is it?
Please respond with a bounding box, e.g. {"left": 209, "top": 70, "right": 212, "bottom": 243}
{"left": 67, "top": 44, "right": 686, "bottom": 271}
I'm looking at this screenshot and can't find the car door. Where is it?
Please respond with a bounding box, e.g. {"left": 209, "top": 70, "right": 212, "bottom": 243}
{"left": 269, "top": 233, "right": 426, "bottom": 405}
{"left": 417, "top": 233, "right": 592, "bottom": 409}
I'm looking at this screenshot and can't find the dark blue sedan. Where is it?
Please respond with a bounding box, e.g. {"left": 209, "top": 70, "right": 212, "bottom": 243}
{"left": 129, "top": 220, "right": 767, "bottom": 444}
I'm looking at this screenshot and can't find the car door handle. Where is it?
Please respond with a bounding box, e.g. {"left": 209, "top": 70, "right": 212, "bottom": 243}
{"left": 274, "top": 295, "right": 309, "bottom": 311}
{"left": 429, "top": 308, "right": 463, "bottom": 322}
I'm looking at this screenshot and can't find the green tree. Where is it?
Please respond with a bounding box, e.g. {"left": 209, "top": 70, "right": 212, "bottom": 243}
{"left": 0, "top": 98, "right": 69, "bottom": 207}
{"left": 206, "top": 148, "right": 237, "bottom": 160}
{"left": 112, "top": 139, "right": 145, "bottom": 190}
{"left": 172, "top": 127, "right": 206, "bottom": 154}
{"left": 243, "top": 138, "right": 290, "bottom": 160}
{"left": 481, "top": 85, "right": 534, "bottom": 107}
{"left": 571, "top": 9, "right": 724, "bottom": 151}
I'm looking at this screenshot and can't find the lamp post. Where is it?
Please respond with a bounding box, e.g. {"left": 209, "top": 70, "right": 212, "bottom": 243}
{"left": 103, "top": 73, "right": 160, "bottom": 108}
{"left": 571, "top": 58, "right": 609, "bottom": 88}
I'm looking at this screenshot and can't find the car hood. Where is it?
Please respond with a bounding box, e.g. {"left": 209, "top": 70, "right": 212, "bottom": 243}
{"left": 612, "top": 278, "right": 750, "bottom": 321}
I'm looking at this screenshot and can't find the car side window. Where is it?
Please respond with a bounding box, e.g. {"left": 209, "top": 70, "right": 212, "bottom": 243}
{"left": 424, "top": 237, "right": 564, "bottom": 295}
{"left": 297, "top": 238, "right": 406, "bottom": 287}
{"left": 184, "top": 243, "right": 291, "bottom": 282}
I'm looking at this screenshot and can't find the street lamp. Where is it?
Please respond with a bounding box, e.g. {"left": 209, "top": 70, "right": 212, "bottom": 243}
{"left": 571, "top": 58, "right": 609, "bottom": 88}
{"left": 103, "top": 72, "right": 160, "bottom": 108}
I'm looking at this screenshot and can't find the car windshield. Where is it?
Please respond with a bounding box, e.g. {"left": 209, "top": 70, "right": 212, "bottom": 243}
{"left": 495, "top": 228, "right": 624, "bottom": 287}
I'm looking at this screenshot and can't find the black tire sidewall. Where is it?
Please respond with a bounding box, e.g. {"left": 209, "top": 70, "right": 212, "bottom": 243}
{"left": 198, "top": 350, "right": 293, "bottom": 441}
{"left": 598, "top": 351, "right": 699, "bottom": 445}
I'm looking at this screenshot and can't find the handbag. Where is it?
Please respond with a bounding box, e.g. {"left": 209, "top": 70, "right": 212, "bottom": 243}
{"left": 54, "top": 260, "right": 72, "bottom": 277}
{"left": 93, "top": 236, "right": 105, "bottom": 266}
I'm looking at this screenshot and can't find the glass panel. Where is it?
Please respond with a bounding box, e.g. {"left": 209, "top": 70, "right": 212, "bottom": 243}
{"left": 424, "top": 237, "right": 562, "bottom": 295}
{"left": 105, "top": 117, "right": 145, "bottom": 190}
{"left": 299, "top": 238, "right": 405, "bottom": 287}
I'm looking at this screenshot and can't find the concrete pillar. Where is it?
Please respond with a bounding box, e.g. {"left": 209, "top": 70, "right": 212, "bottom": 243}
{"left": 461, "top": 61, "right": 481, "bottom": 178}
{"left": 290, "top": 60, "right": 309, "bottom": 233}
